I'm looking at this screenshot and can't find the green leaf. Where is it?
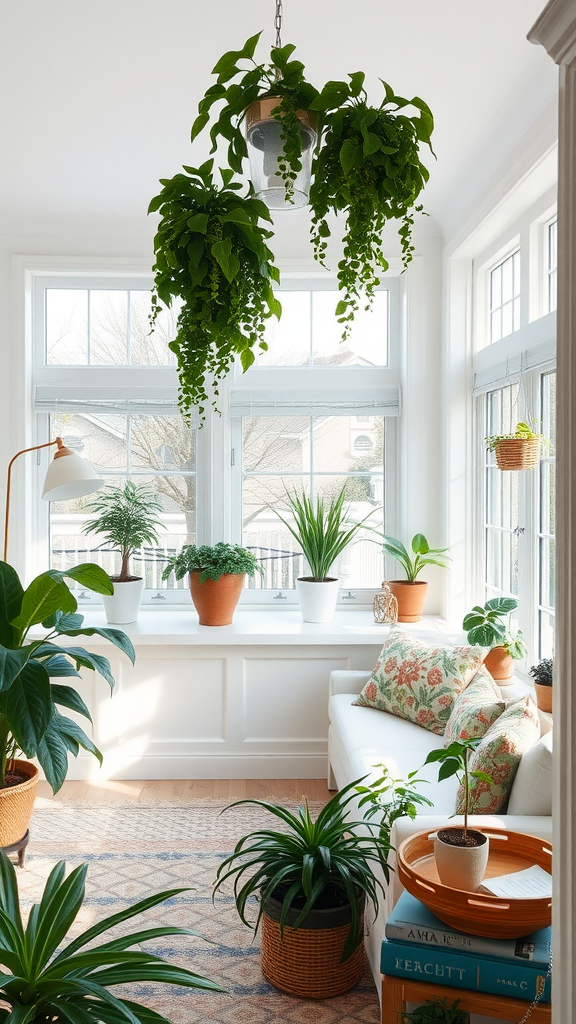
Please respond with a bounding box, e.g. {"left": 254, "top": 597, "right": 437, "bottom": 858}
{"left": 186, "top": 213, "right": 210, "bottom": 234}
{"left": 339, "top": 139, "right": 363, "bottom": 175}
{"left": 50, "top": 684, "right": 92, "bottom": 722}
{"left": 466, "top": 623, "right": 500, "bottom": 647}
{"left": 61, "top": 564, "right": 115, "bottom": 596}
{"left": 40, "top": 654, "right": 81, "bottom": 678}
{"left": 411, "top": 533, "right": 430, "bottom": 555}
{"left": 55, "top": 627, "right": 135, "bottom": 665}
{"left": 1, "top": 660, "right": 53, "bottom": 756}
{"left": 211, "top": 238, "right": 239, "bottom": 282}
{"left": 0, "top": 562, "right": 24, "bottom": 647}
{"left": 240, "top": 348, "right": 255, "bottom": 372}
{"left": 11, "top": 573, "right": 77, "bottom": 636}
{"left": 0, "top": 646, "right": 31, "bottom": 693}
{"left": 36, "top": 722, "right": 71, "bottom": 793}
{"left": 485, "top": 596, "right": 518, "bottom": 614}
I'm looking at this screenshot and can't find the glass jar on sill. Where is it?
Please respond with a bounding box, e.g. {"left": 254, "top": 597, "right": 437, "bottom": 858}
{"left": 373, "top": 581, "right": 398, "bottom": 625}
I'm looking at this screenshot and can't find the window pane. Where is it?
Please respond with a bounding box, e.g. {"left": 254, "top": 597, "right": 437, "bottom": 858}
{"left": 90, "top": 290, "right": 128, "bottom": 364}
{"left": 489, "top": 251, "right": 520, "bottom": 343}
{"left": 129, "top": 291, "right": 178, "bottom": 366}
{"left": 539, "top": 611, "right": 555, "bottom": 660}
{"left": 539, "top": 537, "right": 555, "bottom": 610}
{"left": 312, "top": 291, "right": 388, "bottom": 366}
{"left": 243, "top": 417, "right": 310, "bottom": 473}
{"left": 502, "top": 257, "right": 513, "bottom": 303}
{"left": 256, "top": 292, "right": 311, "bottom": 366}
{"left": 46, "top": 289, "right": 88, "bottom": 364}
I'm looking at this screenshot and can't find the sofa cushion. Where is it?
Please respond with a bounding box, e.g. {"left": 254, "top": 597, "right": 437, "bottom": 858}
{"left": 328, "top": 693, "right": 459, "bottom": 814}
{"left": 443, "top": 666, "right": 507, "bottom": 746}
{"left": 353, "top": 629, "right": 486, "bottom": 735}
{"left": 456, "top": 696, "right": 540, "bottom": 814}
{"left": 507, "top": 730, "right": 553, "bottom": 816}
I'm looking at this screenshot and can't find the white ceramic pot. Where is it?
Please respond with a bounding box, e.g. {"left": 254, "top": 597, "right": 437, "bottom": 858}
{"left": 434, "top": 827, "right": 490, "bottom": 892}
{"left": 102, "top": 578, "right": 144, "bottom": 624}
{"left": 296, "top": 578, "right": 340, "bottom": 623}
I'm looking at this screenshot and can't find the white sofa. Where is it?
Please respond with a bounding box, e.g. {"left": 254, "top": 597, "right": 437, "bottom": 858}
{"left": 328, "top": 669, "right": 553, "bottom": 1011}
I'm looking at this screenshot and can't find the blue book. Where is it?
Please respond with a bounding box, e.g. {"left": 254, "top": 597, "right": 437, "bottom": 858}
{"left": 385, "top": 890, "right": 552, "bottom": 966}
{"left": 381, "top": 937, "right": 551, "bottom": 1003}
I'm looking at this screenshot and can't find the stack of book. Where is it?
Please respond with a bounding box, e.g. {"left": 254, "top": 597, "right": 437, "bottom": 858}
{"left": 382, "top": 890, "right": 552, "bottom": 1003}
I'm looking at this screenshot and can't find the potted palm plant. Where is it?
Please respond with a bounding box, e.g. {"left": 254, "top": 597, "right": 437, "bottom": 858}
{"left": 379, "top": 533, "right": 451, "bottom": 622}
{"left": 462, "top": 597, "right": 526, "bottom": 682}
{"left": 272, "top": 486, "right": 379, "bottom": 623}
{"left": 213, "top": 779, "right": 388, "bottom": 999}
{"left": 0, "top": 850, "right": 222, "bottom": 1022}
{"left": 161, "top": 542, "right": 263, "bottom": 625}
{"left": 424, "top": 739, "right": 492, "bottom": 893}
{"left": 0, "top": 559, "right": 134, "bottom": 847}
{"left": 529, "top": 657, "right": 553, "bottom": 712}
{"left": 83, "top": 481, "right": 163, "bottom": 623}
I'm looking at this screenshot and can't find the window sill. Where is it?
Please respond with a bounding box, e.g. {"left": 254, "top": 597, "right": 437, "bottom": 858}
{"left": 57, "top": 608, "right": 461, "bottom": 647}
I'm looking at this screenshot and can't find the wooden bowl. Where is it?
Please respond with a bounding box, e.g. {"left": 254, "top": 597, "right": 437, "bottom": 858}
{"left": 397, "top": 827, "right": 552, "bottom": 938}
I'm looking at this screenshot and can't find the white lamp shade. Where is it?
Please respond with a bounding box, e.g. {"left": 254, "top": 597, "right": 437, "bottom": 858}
{"left": 42, "top": 451, "right": 103, "bottom": 502}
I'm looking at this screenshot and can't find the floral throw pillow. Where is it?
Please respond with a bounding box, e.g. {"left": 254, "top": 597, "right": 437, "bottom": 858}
{"left": 353, "top": 630, "right": 487, "bottom": 735}
{"left": 443, "top": 667, "right": 507, "bottom": 746}
{"left": 456, "top": 696, "right": 540, "bottom": 814}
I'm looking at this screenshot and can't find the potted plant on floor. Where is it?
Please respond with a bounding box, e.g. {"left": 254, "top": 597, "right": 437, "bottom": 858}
{"left": 529, "top": 657, "right": 553, "bottom": 713}
{"left": 484, "top": 421, "right": 548, "bottom": 471}
{"left": 424, "top": 739, "right": 492, "bottom": 893}
{"left": 0, "top": 560, "right": 135, "bottom": 848}
{"left": 162, "top": 542, "right": 263, "bottom": 625}
{"left": 83, "top": 481, "right": 163, "bottom": 624}
{"left": 272, "top": 486, "right": 379, "bottom": 623}
{"left": 213, "top": 779, "right": 388, "bottom": 999}
{"left": 149, "top": 159, "right": 281, "bottom": 421}
{"left": 0, "top": 850, "right": 222, "bottom": 1022}
{"left": 378, "top": 533, "right": 451, "bottom": 622}
{"left": 462, "top": 596, "right": 526, "bottom": 683}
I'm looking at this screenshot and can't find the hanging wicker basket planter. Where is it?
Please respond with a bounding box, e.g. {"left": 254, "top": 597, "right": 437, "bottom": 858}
{"left": 261, "top": 890, "right": 365, "bottom": 998}
{"left": 495, "top": 436, "right": 541, "bottom": 471}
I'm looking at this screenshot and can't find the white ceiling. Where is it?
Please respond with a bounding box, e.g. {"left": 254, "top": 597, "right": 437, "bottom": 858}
{"left": 0, "top": 0, "right": 558, "bottom": 244}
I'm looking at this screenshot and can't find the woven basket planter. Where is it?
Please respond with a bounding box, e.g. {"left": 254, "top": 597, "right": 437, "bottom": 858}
{"left": 0, "top": 760, "right": 39, "bottom": 847}
{"left": 495, "top": 437, "right": 541, "bottom": 471}
{"left": 261, "top": 891, "right": 365, "bottom": 999}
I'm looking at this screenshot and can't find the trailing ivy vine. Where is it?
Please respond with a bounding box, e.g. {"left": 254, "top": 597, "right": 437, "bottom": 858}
{"left": 190, "top": 33, "right": 319, "bottom": 204}
{"left": 309, "top": 74, "right": 434, "bottom": 335}
{"left": 148, "top": 160, "right": 281, "bottom": 421}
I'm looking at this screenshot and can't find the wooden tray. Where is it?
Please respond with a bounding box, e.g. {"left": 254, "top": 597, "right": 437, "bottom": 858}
{"left": 397, "top": 827, "right": 552, "bottom": 938}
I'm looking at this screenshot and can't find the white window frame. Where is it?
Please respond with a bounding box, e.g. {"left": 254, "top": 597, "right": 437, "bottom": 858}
{"left": 24, "top": 261, "right": 401, "bottom": 608}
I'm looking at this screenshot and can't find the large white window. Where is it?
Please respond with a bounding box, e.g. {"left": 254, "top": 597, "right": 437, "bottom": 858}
{"left": 31, "top": 270, "right": 399, "bottom": 603}
{"left": 489, "top": 249, "right": 521, "bottom": 343}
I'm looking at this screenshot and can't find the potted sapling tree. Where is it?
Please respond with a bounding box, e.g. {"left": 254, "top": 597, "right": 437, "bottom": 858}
{"left": 83, "top": 481, "right": 163, "bottom": 624}
{"left": 424, "top": 739, "right": 492, "bottom": 893}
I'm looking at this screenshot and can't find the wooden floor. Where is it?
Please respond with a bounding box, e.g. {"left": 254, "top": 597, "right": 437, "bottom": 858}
{"left": 37, "top": 778, "right": 332, "bottom": 805}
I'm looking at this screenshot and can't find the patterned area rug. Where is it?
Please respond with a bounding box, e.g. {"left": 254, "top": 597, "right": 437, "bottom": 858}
{"left": 18, "top": 801, "right": 380, "bottom": 1024}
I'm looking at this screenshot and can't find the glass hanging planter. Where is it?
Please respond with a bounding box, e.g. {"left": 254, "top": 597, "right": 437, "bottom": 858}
{"left": 245, "top": 98, "right": 317, "bottom": 210}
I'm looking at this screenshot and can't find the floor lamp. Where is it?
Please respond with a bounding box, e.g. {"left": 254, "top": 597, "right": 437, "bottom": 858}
{"left": 4, "top": 436, "right": 103, "bottom": 562}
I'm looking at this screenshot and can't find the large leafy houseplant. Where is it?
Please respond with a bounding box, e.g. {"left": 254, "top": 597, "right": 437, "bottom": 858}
{"left": 381, "top": 533, "right": 450, "bottom": 583}
{"left": 0, "top": 560, "right": 135, "bottom": 792}
{"left": 462, "top": 597, "right": 527, "bottom": 660}
{"left": 0, "top": 850, "right": 222, "bottom": 1024}
{"left": 161, "top": 543, "right": 262, "bottom": 584}
{"left": 148, "top": 160, "right": 281, "bottom": 420}
{"left": 83, "top": 482, "right": 163, "bottom": 582}
{"left": 213, "top": 779, "right": 388, "bottom": 963}
{"left": 309, "top": 74, "right": 434, "bottom": 334}
{"left": 191, "top": 33, "right": 319, "bottom": 204}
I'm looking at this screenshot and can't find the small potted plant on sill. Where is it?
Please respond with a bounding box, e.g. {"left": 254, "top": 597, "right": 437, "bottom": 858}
{"left": 0, "top": 850, "right": 222, "bottom": 1021}
{"left": 462, "top": 596, "right": 526, "bottom": 683}
{"left": 529, "top": 657, "right": 553, "bottom": 713}
{"left": 83, "top": 480, "right": 163, "bottom": 624}
{"left": 161, "top": 542, "right": 263, "bottom": 625}
{"left": 485, "top": 421, "right": 548, "bottom": 471}
{"left": 378, "top": 533, "right": 451, "bottom": 623}
{"left": 272, "top": 486, "right": 379, "bottom": 623}
{"left": 0, "top": 560, "right": 134, "bottom": 848}
{"left": 424, "top": 738, "right": 492, "bottom": 893}
{"left": 401, "top": 997, "right": 469, "bottom": 1023}
{"left": 213, "top": 779, "right": 388, "bottom": 999}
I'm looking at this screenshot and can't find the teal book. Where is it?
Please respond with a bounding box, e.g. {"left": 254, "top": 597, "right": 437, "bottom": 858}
{"left": 381, "top": 937, "right": 551, "bottom": 1003}
{"left": 385, "top": 890, "right": 552, "bottom": 966}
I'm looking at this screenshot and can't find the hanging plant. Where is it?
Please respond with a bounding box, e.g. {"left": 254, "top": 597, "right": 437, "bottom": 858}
{"left": 190, "top": 33, "right": 319, "bottom": 205}
{"left": 484, "top": 421, "right": 549, "bottom": 470}
{"left": 148, "top": 159, "right": 281, "bottom": 420}
{"left": 309, "top": 74, "right": 434, "bottom": 335}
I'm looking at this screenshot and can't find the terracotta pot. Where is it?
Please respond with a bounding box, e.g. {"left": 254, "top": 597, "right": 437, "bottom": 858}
{"left": 484, "top": 645, "right": 514, "bottom": 682}
{"left": 0, "top": 760, "right": 39, "bottom": 847}
{"left": 534, "top": 682, "right": 553, "bottom": 713}
{"left": 388, "top": 581, "right": 428, "bottom": 622}
{"left": 434, "top": 827, "right": 490, "bottom": 893}
{"left": 189, "top": 572, "right": 245, "bottom": 626}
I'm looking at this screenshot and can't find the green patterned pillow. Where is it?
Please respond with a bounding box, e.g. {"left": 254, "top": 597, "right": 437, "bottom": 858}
{"left": 354, "top": 630, "right": 487, "bottom": 735}
{"left": 443, "top": 667, "right": 507, "bottom": 746}
{"left": 456, "top": 696, "right": 540, "bottom": 814}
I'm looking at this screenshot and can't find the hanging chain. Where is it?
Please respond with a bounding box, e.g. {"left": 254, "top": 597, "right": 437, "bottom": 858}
{"left": 274, "top": 0, "right": 283, "bottom": 48}
{"left": 516, "top": 946, "right": 552, "bottom": 1023}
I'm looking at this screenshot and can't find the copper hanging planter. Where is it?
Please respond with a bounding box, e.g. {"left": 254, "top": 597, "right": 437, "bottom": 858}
{"left": 245, "top": 97, "right": 317, "bottom": 210}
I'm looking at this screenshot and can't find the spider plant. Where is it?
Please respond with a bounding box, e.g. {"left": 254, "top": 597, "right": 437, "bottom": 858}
{"left": 213, "top": 778, "right": 388, "bottom": 961}
{"left": 272, "top": 486, "right": 378, "bottom": 581}
{"left": 0, "top": 850, "right": 223, "bottom": 1024}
